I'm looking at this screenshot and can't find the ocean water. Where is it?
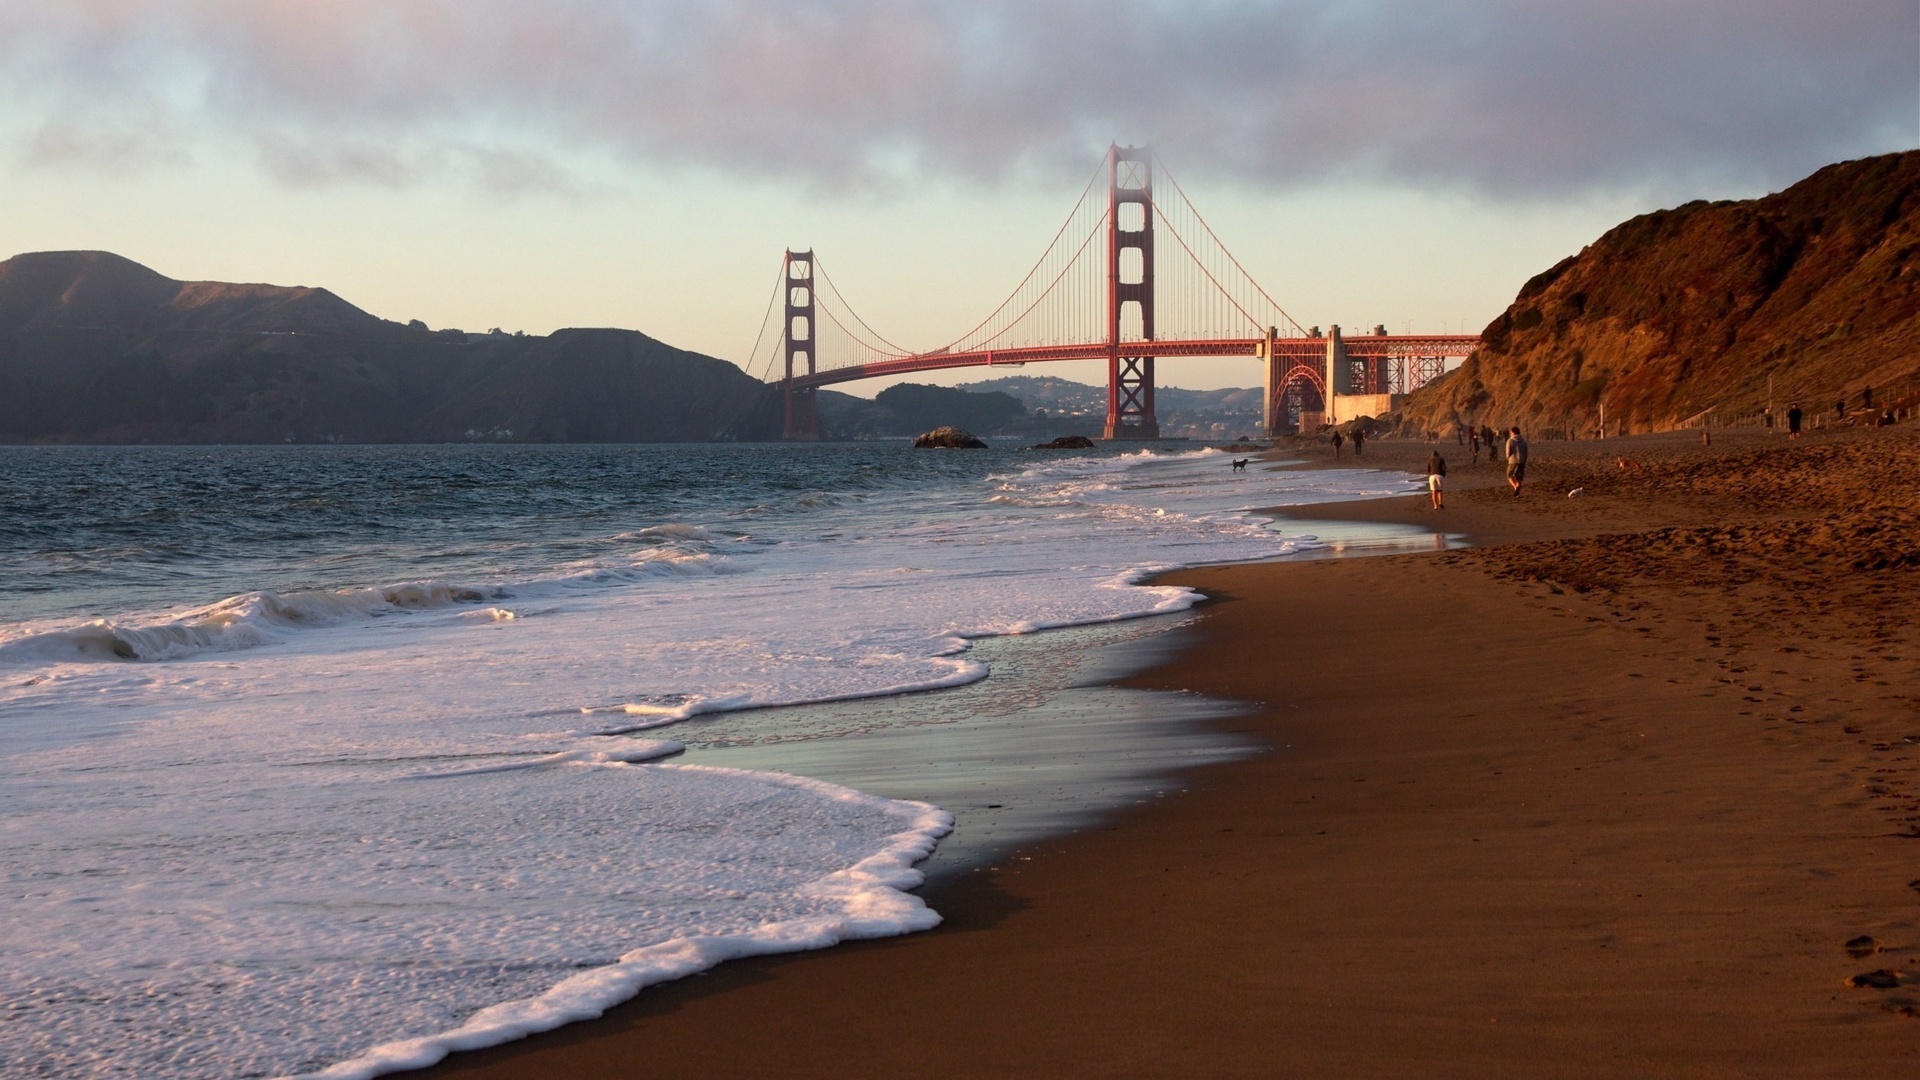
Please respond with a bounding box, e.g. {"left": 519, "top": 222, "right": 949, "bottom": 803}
{"left": 0, "top": 442, "right": 1418, "bottom": 1079}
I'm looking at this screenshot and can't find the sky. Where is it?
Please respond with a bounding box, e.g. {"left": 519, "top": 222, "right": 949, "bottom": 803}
{"left": 1, "top": 1, "right": 1915, "bottom": 394}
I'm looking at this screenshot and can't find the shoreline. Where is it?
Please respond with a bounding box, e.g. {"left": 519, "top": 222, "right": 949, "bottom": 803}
{"left": 423, "top": 425, "right": 1920, "bottom": 1077}
{"left": 670, "top": 612, "right": 1258, "bottom": 889}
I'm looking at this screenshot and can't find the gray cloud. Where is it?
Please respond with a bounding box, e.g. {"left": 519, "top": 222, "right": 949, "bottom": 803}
{"left": 1, "top": 0, "right": 1913, "bottom": 198}
{"left": 23, "top": 115, "right": 193, "bottom": 173}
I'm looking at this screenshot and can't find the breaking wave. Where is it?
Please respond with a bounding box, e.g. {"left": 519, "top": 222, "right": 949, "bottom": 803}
{"left": 0, "top": 581, "right": 498, "bottom": 664}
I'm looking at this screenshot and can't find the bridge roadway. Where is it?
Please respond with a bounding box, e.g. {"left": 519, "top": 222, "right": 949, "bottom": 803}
{"left": 785, "top": 334, "right": 1480, "bottom": 390}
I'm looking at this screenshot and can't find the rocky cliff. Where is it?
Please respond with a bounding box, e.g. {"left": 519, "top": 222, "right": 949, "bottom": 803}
{"left": 1404, "top": 151, "right": 1920, "bottom": 436}
{"left": 0, "top": 251, "right": 782, "bottom": 443}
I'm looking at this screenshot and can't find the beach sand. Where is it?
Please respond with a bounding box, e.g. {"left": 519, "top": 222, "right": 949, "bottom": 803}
{"left": 423, "top": 427, "right": 1919, "bottom": 1078}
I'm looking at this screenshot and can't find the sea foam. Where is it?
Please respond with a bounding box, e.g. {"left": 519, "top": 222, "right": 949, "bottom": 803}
{"left": 0, "top": 581, "right": 495, "bottom": 664}
{"left": 0, "top": 447, "right": 1416, "bottom": 1078}
{"left": 291, "top": 768, "right": 951, "bottom": 1080}
{"left": 3, "top": 752, "right": 950, "bottom": 1080}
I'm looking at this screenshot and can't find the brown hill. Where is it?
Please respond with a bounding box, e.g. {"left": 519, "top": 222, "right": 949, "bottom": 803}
{"left": 1404, "top": 151, "right": 1920, "bottom": 437}
{"left": 0, "top": 251, "right": 782, "bottom": 442}
{"left": 0, "top": 250, "right": 387, "bottom": 335}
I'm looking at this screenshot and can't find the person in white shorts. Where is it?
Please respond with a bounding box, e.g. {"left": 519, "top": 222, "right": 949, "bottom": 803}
{"left": 1425, "top": 449, "right": 1446, "bottom": 509}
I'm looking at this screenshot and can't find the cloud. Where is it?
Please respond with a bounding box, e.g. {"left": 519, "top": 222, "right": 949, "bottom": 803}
{"left": 1, "top": 0, "right": 1913, "bottom": 199}
{"left": 23, "top": 117, "right": 193, "bottom": 173}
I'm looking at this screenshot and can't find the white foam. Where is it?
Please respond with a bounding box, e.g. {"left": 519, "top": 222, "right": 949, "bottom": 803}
{"left": 2, "top": 751, "right": 950, "bottom": 1080}
{"left": 0, "top": 581, "right": 497, "bottom": 665}
{"left": 631, "top": 523, "right": 723, "bottom": 542}
{"left": 0, "top": 452, "right": 1406, "bottom": 1078}
{"left": 454, "top": 607, "right": 517, "bottom": 623}
{"left": 295, "top": 768, "right": 948, "bottom": 1080}
{"left": 396, "top": 739, "right": 684, "bottom": 778}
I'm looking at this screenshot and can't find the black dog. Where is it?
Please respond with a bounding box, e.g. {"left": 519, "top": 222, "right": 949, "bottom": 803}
{"left": 1230, "top": 458, "right": 1249, "bottom": 472}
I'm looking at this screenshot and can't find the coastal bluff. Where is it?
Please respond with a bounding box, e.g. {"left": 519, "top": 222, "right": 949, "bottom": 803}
{"left": 1405, "top": 151, "right": 1920, "bottom": 436}
{"left": 0, "top": 251, "right": 782, "bottom": 443}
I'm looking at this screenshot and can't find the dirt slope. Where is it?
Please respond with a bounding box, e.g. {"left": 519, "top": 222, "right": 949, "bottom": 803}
{"left": 1405, "top": 151, "right": 1920, "bottom": 436}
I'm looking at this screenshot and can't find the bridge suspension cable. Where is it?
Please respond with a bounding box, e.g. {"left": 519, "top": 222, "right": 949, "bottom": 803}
{"left": 812, "top": 256, "right": 913, "bottom": 357}
{"left": 793, "top": 161, "right": 1116, "bottom": 376}
{"left": 926, "top": 162, "right": 1109, "bottom": 356}
{"left": 811, "top": 276, "right": 910, "bottom": 370}
{"left": 787, "top": 151, "right": 1314, "bottom": 380}
{"left": 764, "top": 144, "right": 1480, "bottom": 441}
{"left": 739, "top": 256, "right": 789, "bottom": 384}
{"left": 711, "top": 256, "right": 791, "bottom": 438}
{"left": 1151, "top": 157, "right": 1310, "bottom": 340}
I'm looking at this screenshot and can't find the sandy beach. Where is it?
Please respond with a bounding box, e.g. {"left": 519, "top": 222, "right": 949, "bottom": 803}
{"left": 424, "top": 426, "right": 1920, "bottom": 1078}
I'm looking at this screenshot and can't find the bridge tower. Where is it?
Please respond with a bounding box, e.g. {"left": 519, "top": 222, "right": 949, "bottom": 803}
{"left": 1104, "top": 144, "right": 1158, "bottom": 439}
{"left": 782, "top": 249, "right": 819, "bottom": 440}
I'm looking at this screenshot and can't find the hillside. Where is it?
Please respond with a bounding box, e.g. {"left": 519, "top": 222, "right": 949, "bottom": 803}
{"left": 1404, "top": 151, "right": 1920, "bottom": 437}
{"left": 0, "top": 252, "right": 781, "bottom": 442}
{"left": 958, "top": 375, "right": 1265, "bottom": 439}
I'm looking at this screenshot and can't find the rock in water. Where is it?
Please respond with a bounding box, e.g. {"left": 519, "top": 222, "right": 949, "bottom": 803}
{"left": 1030, "top": 435, "right": 1096, "bottom": 449}
{"left": 913, "top": 426, "right": 988, "bottom": 448}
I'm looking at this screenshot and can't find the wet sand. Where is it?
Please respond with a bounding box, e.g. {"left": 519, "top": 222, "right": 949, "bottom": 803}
{"left": 423, "top": 426, "right": 1920, "bottom": 1078}
{"left": 668, "top": 614, "right": 1259, "bottom": 887}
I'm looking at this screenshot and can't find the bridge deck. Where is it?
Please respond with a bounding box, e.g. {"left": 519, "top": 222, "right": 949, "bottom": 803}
{"left": 787, "top": 335, "right": 1478, "bottom": 390}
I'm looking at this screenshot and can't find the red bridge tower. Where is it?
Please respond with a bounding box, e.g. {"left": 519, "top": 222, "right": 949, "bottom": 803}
{"left": 1105, "top": 144, "right": 1158, "bottom": 439}
{"left": 782, "top": 249, "right": 819, "bottom": 440}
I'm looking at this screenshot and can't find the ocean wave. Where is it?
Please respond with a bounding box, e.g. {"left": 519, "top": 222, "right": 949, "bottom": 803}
{"left": 289, "top": 771, "right": 951, "bottom": 1080}
{"left": 544, "top": 548, "right": 741, "bottom": 588}
{"left": 398, "top": 740, "right": 685, "bottom": 779}
{"left": 626, "top": 523, "right": 724, "bottom": 543}
{"left": 0, "top": 580, "right": 498, "bottom": 665}
{"left": 557, "top": 650, "right": 992, "bottom": 736}
{"left": 1, "top": 534, "right": 747, "bottom": 667}
{"left": 985, "top": 447, "right": 1215, "bottom": 499}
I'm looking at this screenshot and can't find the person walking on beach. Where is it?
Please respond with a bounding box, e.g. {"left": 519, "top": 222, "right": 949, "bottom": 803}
{"left": 1481, "top": 425, "right": 1500, "bottom": 460}
{"left": 1787, "top": 402, "right": 1803, "bottom": 439}
{"left": 1505, "top": 426, "right": 1529, "bottom": 497}
{"left": 1468, "top": 427, "right": 1481, "bottom": 463}
{"left": 1351, "top": 428, "right": 1366, "bottom": 456}
{"left": 1425, "top": 449, "right": 1447, "bottom": 509}
{"left": 1837, "top": 398, "right": 1848, "bottom": 421}
{"left": 1331, "top": 430, "right": 1344, "bottom": 458}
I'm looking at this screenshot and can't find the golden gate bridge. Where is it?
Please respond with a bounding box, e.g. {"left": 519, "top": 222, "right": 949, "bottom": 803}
{"left": 743, "top": 145, "right": 1478, "bottom": 440}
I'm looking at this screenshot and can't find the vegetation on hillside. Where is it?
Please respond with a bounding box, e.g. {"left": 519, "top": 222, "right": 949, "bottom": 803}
{"left": 0, "top": 251, "right": 782, "bottom": 443}
{"left": 1405, "top": 151, "right": 1920, "bottom": 437}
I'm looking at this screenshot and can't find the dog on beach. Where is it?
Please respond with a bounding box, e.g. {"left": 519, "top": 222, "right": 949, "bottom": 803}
{"left": 1231, "top": 458, "right": 1249, "bottom": 472}
{"left": 1616, "top": 457, "right": 1643, "bottom": 471}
